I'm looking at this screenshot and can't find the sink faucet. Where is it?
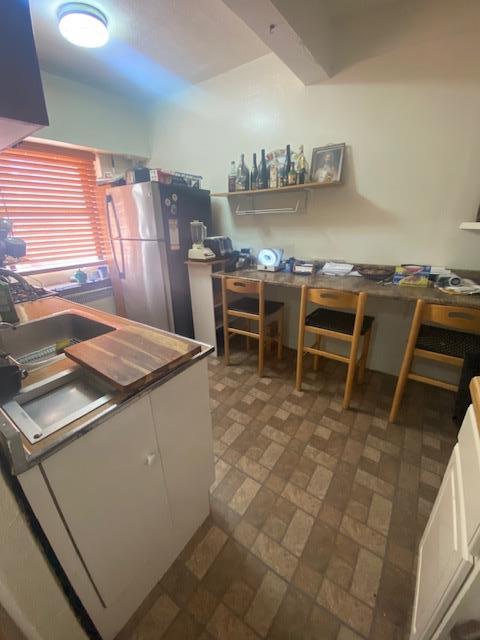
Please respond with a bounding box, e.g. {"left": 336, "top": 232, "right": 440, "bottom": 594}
{"left": 0, "top": 321, "right": 17, "bottom": 330}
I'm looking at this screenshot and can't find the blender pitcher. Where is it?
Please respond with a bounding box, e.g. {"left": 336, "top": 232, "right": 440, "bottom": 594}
{"left": 188, "top": 220, "right": 215, "bottom": 260}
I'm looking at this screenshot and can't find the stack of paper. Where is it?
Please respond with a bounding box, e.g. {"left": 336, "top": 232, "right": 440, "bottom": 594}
{"left": 321, "top": 262, "right": 354, "bottom": 276}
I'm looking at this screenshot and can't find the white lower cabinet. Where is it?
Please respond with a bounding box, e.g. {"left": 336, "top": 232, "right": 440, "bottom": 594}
{"left": 18, "top": 359, "right": 214, "bottom": 640}
{"left": 410, "top": 404, "right": 480, "bottom": 640}
{"left": 149, "top": 359, "right": 215, "bottom": 557}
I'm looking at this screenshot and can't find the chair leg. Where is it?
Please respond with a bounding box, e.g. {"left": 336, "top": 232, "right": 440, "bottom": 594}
{"left": 358, "top": 329, "right": 372, "bottom": 384}
{"left": 246, "top": 319, "right": 251, "bottom": 351}
{"left": 258, "top": 285, "right": 265, "bottom": 377}
{"left": 389, "top": 300, "right": 425, "bottom": 423}
{"left": 221, "top": 277, "right": 230, "bottom": 366}
{"left": 295, "top": 286, "right": 308, "bottom": 391}
{"left": 277, "top": 309, "right": 284, "bottom": 360}
{"left": 343, "top": 294, "right": 367, "bottom": 409}
{"left": 313, "top": 335, "right": 322, "bottom": 371}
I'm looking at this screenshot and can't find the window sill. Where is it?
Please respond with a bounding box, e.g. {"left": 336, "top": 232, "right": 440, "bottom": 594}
{"left": 10, "top": 259, "right": 105, "bottom": 277}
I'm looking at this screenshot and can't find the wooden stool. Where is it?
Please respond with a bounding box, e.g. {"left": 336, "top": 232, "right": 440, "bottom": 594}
{"left": 389, "top": 300, "right": 480, "bottom": 423}
{"left": 295, "top": 287, "right": 374, "bottom": 409}
{"left": 221, "top": 276, "right": 284, "bottom": 376}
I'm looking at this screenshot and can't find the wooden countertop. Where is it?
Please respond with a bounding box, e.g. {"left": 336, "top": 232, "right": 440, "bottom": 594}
{"left": 14, "top": 297, "right": 201, "bottom": 391}
{"left": 212, "top": 268, "right": 480, "bottom": 309}
{"left": 0, "top": 297, "right": 209, "bottom": 471}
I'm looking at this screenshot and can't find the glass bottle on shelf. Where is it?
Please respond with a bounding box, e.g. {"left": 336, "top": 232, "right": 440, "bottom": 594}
{"left": 236, "top": 154, "right": 249, "bottom": 191}
{"left": 281, "top": 144, "right": 291, "bottom": 187}
{"left": 250, "top": 153, "right": 258, "bottom": 191}
{"left": 295, "top": 145, "right": 309, "bottom": 184}
{"left": 268, "top": 152, "right": 279, "bottom": 188}
{"left": 258, "top": 149, "right": 268, "bottom": 189}
{"left": 228, "top": 160, "right": 237, "bottom": 192}
{"left": 288, "top": 161, "right": 297, "bottom": 185}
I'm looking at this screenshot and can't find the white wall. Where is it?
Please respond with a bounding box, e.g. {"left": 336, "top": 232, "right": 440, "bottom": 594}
{"left": 149, "top": 15, "right": 480, "bottom": 375}
{"left": 150, "top": 44, "right": 480, "bottom": 269}
{"left": 35, "top": 72, "right": 150, "bottom": 158}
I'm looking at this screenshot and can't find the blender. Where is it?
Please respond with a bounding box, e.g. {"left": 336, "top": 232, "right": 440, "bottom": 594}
{"left": 188, "top": 220, "right": 215, "bottom": 260}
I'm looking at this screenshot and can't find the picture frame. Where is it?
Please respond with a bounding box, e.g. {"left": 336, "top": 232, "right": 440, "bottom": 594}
{"left": 310, "top": 143, "right": 345, "bottom": 184}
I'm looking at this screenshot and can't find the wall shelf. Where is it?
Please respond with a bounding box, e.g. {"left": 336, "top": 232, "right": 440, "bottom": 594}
{"left": 459, "top": 222, "right": 480, "bottom": 230}
{"left": 212, "top": 181, "right": 341, "bottom": 197}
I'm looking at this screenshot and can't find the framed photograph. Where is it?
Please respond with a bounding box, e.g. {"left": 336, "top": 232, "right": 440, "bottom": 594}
{"left": 310, "top": 143, "right": 345, "bottom": 184}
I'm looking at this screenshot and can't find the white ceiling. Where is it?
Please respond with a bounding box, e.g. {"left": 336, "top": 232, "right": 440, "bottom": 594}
{"left": 30, "top": 0, "right": 269, "bottom": 100}
{"left": 30, "top": 0, "right": 403, "bottom": 101}
{"left": 324, "top": 0, "right": 402, "bottom": 24}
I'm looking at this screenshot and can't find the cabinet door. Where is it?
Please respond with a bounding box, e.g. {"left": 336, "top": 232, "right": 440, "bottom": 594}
{"left": 458, "top": 405, "right": 480, "bottom": 555}
{"left": 411, "top": 446, "right": 473, "bottom": 640}
{"left": 149, "top": 360, "right": 214, "bottom": 555}
{"left": 42, "top": 396, "right": 173, "bottom": 607}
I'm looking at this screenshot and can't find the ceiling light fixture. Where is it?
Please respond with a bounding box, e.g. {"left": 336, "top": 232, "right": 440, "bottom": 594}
{"left": 57, "top": 3, "right": 109, "bottom": 48}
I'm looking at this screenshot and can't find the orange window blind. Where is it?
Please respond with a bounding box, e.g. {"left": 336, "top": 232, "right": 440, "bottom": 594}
{"left": 0, "top": 141, "right": 105, "bottom": 270}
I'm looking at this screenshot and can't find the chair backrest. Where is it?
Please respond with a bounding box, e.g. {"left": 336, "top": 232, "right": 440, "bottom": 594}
{"left": 422, "top": 303, "right": 480, "bottom": 335}
{"left": 307, "top": 287, "right": 360, "bottom": 312}
{"left": 224, "top": 277, "right": 260, "bottom": 296}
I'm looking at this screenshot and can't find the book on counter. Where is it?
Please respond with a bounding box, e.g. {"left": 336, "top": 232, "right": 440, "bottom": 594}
{"left": 393, "top": 265, "right": 431, "bottom": 287}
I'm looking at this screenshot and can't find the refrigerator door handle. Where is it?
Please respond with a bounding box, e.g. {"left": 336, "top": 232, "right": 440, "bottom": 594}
{"left": 106, "top": 194, "right": 126, "bottom": 279}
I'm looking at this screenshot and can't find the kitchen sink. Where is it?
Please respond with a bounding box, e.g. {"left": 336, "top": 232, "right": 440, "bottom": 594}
{"left": 0, "top": 312, "right": 115, "bottom": 368}
{"left": 2, "top": 367, "right": 114, "bottom": 444}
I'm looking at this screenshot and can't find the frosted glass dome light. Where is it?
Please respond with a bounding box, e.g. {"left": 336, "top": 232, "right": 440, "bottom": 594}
{"left": 58, "top": 3, "right": 109, "bottom": 48}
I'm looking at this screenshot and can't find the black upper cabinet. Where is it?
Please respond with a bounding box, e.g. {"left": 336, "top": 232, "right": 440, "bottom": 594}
{"left": 0, "top": 0, "right": 49, "bottom": 150}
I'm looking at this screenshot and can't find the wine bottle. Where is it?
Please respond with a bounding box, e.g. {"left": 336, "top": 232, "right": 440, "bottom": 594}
{"left": 282, "top": 144, "right": 291, "bottom": 187}
{"left": 258, "top": 149, "right": 268, "bottom": 189}
{"left": 268, "top": 152, "right": 279, "bottom": 188}
{"left": 228, "top": 160, "right": 237, "bottom": 192}
{"left": 296, "top": 145, "right": 308, "bottom": 184}
{"left": 250, "top": 153, "right": 258, "bottom": 191}
{"left": 288, "top": 161, "right": 297, "bottom": 185}
{"left": 236, "top": 154, "right": 250, "bottom": 191}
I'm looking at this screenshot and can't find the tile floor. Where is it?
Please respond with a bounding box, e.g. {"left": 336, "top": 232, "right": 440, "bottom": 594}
{"left": 118, "top": 347, "right": 459, "bottom": 640}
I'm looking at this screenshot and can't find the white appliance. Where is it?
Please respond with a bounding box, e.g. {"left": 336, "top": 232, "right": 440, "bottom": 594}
{"left": 105, "top": 182, "right": 212, "bottom": 338}
{"left": 257, "top": 248, "right": 283, "bottom": 271}
{"left": 188, "top": 220, "right": 215, "bottom": 260}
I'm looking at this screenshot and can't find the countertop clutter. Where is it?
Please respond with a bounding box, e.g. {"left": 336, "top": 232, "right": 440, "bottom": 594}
{"left": 0, "top": 296, "right": 211, "bottom": 474}
{"left": 212, "top": 266, "right": 480, "bottom": 309}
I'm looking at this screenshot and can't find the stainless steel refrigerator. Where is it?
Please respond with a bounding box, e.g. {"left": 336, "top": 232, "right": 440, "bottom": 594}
{"left": 106, "top": 181, "right": 212, "bottom": 337}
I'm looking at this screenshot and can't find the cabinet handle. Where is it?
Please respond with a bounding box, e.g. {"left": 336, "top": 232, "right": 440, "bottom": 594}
{"left": 145, "top": 453, "right": 156, "bottom": 466}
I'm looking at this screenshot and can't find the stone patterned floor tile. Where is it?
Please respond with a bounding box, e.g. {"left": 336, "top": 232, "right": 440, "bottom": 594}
{"left": 244, "top": 570, "right": 288, "bottom": 637}
{"left": 318, "top": 578, "right": 374, "bottom": 638}
{"left": 117, "top": 350, "right": 458, "bottom": 640}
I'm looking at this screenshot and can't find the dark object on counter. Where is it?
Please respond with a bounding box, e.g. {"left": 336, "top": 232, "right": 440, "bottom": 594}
{"left": 0, "top": 268, "right": 52, "bottom": 307}
{"left": 453, "top": 352, "right": 480, "bottom": 425}
{"left": 204, "top": 236, "right": 233, "bottom": 258}
{"left": 0, "top": 355, "right": 23, "bottom": 404}
{"left": 435, "top": 275, "right": 462, "bottom": 287}
{"left": 357, "top": 266, "right": 395, "bottom": 282}
{"left": 235, "top": 248, "right": 255, "bottom": 270}
{"left": 292, "top": 259, "right": 319, "bottom": 275}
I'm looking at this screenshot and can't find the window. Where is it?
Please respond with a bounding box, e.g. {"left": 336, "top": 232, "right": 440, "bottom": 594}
{"left": 0, "top": 141, "right": 105, "bottom": 271}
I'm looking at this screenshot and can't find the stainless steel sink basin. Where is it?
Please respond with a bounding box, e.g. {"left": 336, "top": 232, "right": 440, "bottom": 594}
{"left": 0, "top": 312, "right": 115, "bottom": 368}
{"left": 3, "top": 368, "right": 114, "bottom": 443}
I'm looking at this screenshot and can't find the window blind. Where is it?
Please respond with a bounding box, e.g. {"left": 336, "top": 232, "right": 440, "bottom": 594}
{"left": 0, "top": 141, "right": 105, "bottom": 270}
